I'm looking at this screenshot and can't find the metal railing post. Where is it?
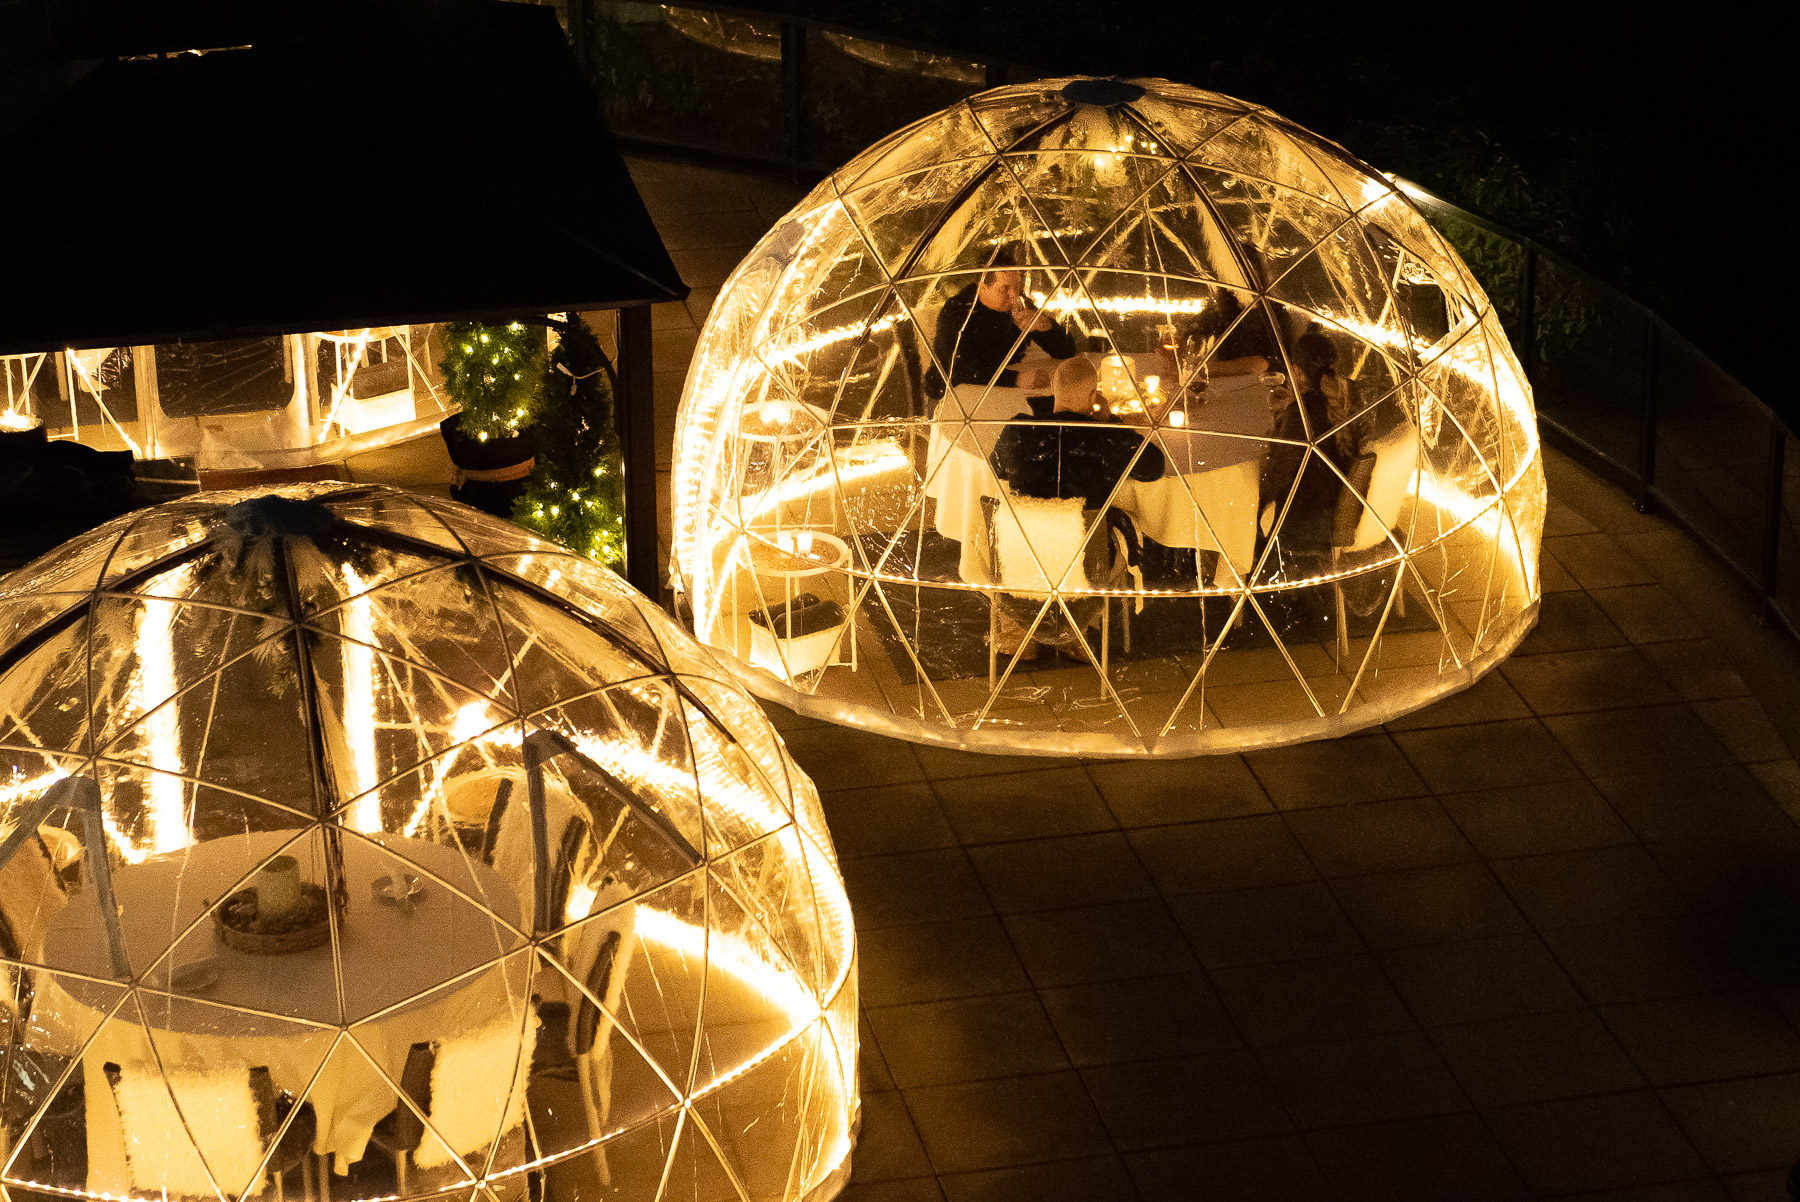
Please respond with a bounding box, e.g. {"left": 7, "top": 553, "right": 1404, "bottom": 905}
{"left": 1764, "top": 415, "right": 1787, "bottom": 613}
{"left": 616, "top": 305, "right": 661, "bottom": 601}
{"left": 780, "top": 22, "right": 807, "bottom": 175}
{"left": 1637, "top": 317, "right": 1659, "bottom": 512}
{"left": 1518, "top": 245, "right": 1537, "bottom": 382}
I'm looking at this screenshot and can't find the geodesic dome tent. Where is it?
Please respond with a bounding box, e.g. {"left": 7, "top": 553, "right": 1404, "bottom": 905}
{"left": 0, "top": 486, "right": 857, "bottom": 1202}
{"left": 672, "top": 75, "right": 1544, "bottom": 756}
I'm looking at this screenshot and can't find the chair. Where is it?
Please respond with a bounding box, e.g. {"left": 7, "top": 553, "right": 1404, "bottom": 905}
{"left": 1331, "top": 422, "right": 1422, "bottom": 661}
{"left": 103, "top": 1060, "right": 308, "bottom": 1200}
{"left": 365, "top": 1042, "right": 434, "bottom": 1195}
{"left": 1, "top": 828, "right": 68, "bottom": 1028}
{"left": 529, "top": 919, "right": 631, "bottom": 1186}
{"left": 2, "top": 1050, "right": 87, "bottom": 1192}
{"left": 983, "top": 490, "right": 1130, "bottom": 688}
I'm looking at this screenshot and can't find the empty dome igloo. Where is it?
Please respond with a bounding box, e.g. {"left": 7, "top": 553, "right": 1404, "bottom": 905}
{"left": 0, "top": 486, "right": 857, "bottom": 1202}
{"left": 672, "top": 76, "right": 1544, "bottom": 756}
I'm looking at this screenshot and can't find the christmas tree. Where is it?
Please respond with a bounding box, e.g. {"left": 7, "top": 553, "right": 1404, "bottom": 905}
{"left": 512, "top": 316, "right": 626, "bottom": 568}
{"left": 439, "top": 320, "right": 546, "bottom": 438}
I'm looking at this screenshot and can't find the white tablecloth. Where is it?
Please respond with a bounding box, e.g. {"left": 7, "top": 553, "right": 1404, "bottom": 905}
{"left": 922, "top": 372, "right": 1275, "bottom": 582}
{"left": 35, "top": 830, "right": 527, "bottom": 1186}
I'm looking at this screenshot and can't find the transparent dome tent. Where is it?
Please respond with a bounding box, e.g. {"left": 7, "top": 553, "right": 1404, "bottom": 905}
{"left": 0, "top": 486, "right": 857, "bottom": 1202}
{"left": 0, "top": 326, "right": 456, "bottom": 473}
{"left": 671, "top": 76, "right": 1544, "bottom": 756}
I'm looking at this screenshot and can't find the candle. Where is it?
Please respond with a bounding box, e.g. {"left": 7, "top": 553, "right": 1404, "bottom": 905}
{"left": 257, "top": 855, "right": 303, "bottom": 920}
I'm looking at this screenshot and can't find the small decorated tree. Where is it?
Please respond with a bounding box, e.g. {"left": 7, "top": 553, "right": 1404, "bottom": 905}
{"left": 437, "top": 320, "right": 547, "bottom": 516}
{"left": 512, "top": 316, "right": 626, "bottom": 568}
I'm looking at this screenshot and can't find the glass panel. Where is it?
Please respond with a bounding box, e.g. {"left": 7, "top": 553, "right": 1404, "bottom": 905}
{"left": 806, "top": 29, "right": 988, "bottom": 171}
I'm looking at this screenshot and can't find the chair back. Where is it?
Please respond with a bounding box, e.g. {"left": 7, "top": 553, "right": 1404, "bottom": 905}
{"left": 412, "top": 1018, "right": 537, "bottom": 1170}
{"left": 990, "top": 490, "right": 1091, "bottom": 594}
{"left": 1, "top": 832, "right": 67, "bottom": 1023}
{"left": 1338, "top": 423, "right": 1421, "bottom": 552}
{"left": 105, "top": 1060, "right": 266, "bottom": 1199}
{"left": 391, "top": 1041, "right": 435, "bottom": 1153}
{"left": 574, "top": 931, "right": 623, "bottom": 1057}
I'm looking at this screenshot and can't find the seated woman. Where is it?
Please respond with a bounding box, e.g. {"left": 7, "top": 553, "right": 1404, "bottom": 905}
{"left": 986, "top": 357, "right": 1165, "bottom": 657}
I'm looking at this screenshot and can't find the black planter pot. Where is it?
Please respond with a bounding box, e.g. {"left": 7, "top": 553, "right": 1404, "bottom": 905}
{"left": 439, "top": 412, "right": 536, "bottom": 519}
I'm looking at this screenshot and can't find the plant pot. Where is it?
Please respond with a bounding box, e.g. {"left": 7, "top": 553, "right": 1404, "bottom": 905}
{"left": 440, "top": 412, "right": 536, "bottom": 518}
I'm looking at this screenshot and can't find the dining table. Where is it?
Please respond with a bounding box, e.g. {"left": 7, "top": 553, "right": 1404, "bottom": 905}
{"left": 32, "top": 827, "right": 528, "bottom": 1192}
{"left": 922, "top": 363, "right": 1276, "bottom": 584}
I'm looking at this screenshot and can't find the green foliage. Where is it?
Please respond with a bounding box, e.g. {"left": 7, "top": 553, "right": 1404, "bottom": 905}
{"left": 439, "top": 320, "right": 547, "bottom": 437}
{"left": 512, "top": 317, "right": 626, "bottom": 568}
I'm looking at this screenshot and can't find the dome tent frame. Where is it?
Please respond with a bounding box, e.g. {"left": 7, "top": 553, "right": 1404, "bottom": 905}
{"left": 672, "top": 75, "right": 1544, "bottom": 757}
{"left": 0, "top": 485, "right": 857, "bottom": 1202}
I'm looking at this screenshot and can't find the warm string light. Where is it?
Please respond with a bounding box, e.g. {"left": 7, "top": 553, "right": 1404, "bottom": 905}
{"left": 341, "top": 566, "right": 382, "bottom": 832}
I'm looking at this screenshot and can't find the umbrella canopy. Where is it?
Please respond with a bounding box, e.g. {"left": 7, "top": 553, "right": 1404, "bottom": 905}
{"left": 0, "top": 0, "right": 686, "bottom": 355}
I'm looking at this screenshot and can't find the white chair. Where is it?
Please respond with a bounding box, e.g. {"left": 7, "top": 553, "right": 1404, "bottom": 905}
{"left": 411, "top": 1018, "right": 538, "bottom": 1174}
{"left": 984, "top": 489, "right": 1129, "bottom": 687}
{"left": 1332, "top": 422, "right": 1422, "bottom": 660}
{"left": 106, "top": 1062, "right": 269, "bottom": 1200}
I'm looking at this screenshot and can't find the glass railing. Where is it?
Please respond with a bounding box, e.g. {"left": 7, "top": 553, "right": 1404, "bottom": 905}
{"left": 557, "top": 0, "right": 1800, "bottom": 640}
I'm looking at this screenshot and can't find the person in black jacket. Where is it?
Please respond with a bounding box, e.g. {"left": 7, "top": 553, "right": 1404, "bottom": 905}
{"left": 986, "top": 357, "right": 1164, "bottom": 656}
{"left": 931, "top": 250, "right": 1076, "bottom": 399}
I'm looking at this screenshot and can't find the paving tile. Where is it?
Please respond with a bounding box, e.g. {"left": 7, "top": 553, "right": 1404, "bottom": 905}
{"left": 1440, "top": 777, "right": 1633, "bottom": 858}
{"left": 1258, "top": 1032, "right": 1467, "bottom": 1127}
{"left": 1692, "top": 696, "right": 1793, "bottom": 763}
{"left": 843, "top": 849, "right": 992, "bottom": 929}
{"left": 1501, "top": 645, "right": 1676, "bottom": 714}
{"left": 1542, "top": 916, "right": 1750, "bottom": 1003}
{"left": 1546, "top": 532, "right": 1659, "bottom": 589}
{"left": 1428, "top": 1008, "right": 1644, "bottom": 1105}
{"left": 1393, "top": 718, "right": 1581, "bottom": 793}
{"left": 1594, "top": 766, "right": 1799, "bottom": 844}
{"left": 859, "top": 916, "right": 1032, "bottom": 1007}
{"left": 1082, "top": 1049, "right": 1291, "bottom": 1150}
{"left": 1544, "top": 497, "right": 1600, "bottom": 537}
{"left": 1126, "top": 1136, "right": 1334, "bottom": 1202}
{"left": 1127, "top": 815, "right": 1316, "bottom": 895}
{"left": 934, "top": 767, "right": 1116, "bottom": 845}
{"left": 1283, "top": 796, "right": 1476, "bottom": 877}
{"left": 1490, "top": 845, "right": 1690, "bottom": 930}
{"left": 1546, "top": 704, "right": 1738, "bottom": 779}
{"left": 903, "top": 1072, "right": 1111, "bottom": 1175}
{"left": 867, "top": 992, "right": 1069, "bottom": 1088}
{"left": 1516, "top": 590, "right": 1628, "bottom": 654}
{"left": 1590, "top": 584, "right": 1706, "bottom": 644}
{"left": 1242, "top": 733, "right": 1427, "bottom": 809}
{"left": 937, "top": 1156, "right": 1139, "bottom": 1202}
{"left": 862, "top": 1014, "right": 897, "bottom": 1092}
{"left": 852, "top": 1089, "right": 936, "bottom": 1182}
{"left": 1660, "top": 1073, "right": 1800, "bottom": 1174}
{"left": 1559, "top": 1181, "right": 1733, "bottom": 1201}
{"left": 1002, "top": 899, "right": 1197, "bottom": 988}
{"left": 1648, "top": 836, "right": 1800, "bottom": 914}
{"left": 1483, "top": 1091, "right": 1708, "bottom": 1193}
{"left": 1328, "top": 864, "right": 1530, "bottom": 948}
{"left": 1640, "top": 639, "right": 1754, "bottom": 701}
{"left": 821, "top": 782, "right": 958, "bottom": 858}
{"left": 966, "top": 833, "right": 1155, "bottom": 913}
{"left": 1384, "top": 668, "right": 1533, "bottom": 730}
{"left": 1381, "top": 933, "right": 1584, "bottom": 1026}
{"left": 1168, "top": 881, "right": 1361, "bottom": 967}
{"left": 1086, "top": 756, "right": 1273, "bottom": 825}
{"left": 1600, "top": 991, "right": 1800, "bottom": 1085}
{"left": 783, "top": 726, "right": 923, "bottom": 791}
{"left": 1038, "top": 971, "right": 1241, "bottom": 1066}
{"left": 1707, "top": 908, "right": 1800, "bottom": 988}
{"left": 1211, "top": 955, "right": 1414, "bottom": 1047}
{"left": 1303, "top": 1112, "right": 1530, "bottom": 1201}
{"left": 1750, "top": 759, "right": 1800, "bottom": 825}
{"left": 1721, "top": 1172, "right": 1789, "bottom": 1202}
{"left": 840, "top": 1178, "right": 948, "bottom": 1202}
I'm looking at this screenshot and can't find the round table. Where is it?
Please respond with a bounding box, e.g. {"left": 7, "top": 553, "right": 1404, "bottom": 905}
{"left": 34, "top": 829, "right": 526, "bottom": 1187}
{"left": 923, "top": 371, "right": 1275, "bottom": 583}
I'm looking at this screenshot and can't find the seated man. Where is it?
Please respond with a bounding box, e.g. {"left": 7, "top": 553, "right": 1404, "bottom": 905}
{"left": 986, "top": 357, "right": 1165, "bottom": 657}
{"left": 932, "top": 251, "right": 1076, "bottom": 402}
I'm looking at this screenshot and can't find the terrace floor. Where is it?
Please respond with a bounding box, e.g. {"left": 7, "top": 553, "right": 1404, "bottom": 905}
{"left": 622, "top": 156, "right": 1800, "bottom": 1201}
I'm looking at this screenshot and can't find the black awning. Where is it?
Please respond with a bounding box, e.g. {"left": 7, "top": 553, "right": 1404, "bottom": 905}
{"left": 0, "top": 0, "right": 687, "bottom": 354}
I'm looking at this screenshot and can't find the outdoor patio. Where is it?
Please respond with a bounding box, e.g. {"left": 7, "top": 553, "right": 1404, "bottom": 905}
{"left": 630, "top": 156, "right": 1800, "bottom": 1200}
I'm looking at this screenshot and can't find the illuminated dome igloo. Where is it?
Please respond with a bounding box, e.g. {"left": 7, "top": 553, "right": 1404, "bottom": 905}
{"left": 0, "top": 486, "right": 856, "bottom": 1202}
{"left": 672, "top": 76, "right": 1544, "bottom": 756}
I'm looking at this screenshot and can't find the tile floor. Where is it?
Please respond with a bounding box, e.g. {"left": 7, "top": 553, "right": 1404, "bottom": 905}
{"left": 629, "top": 154, "right": 1800, "bottom": 1199}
